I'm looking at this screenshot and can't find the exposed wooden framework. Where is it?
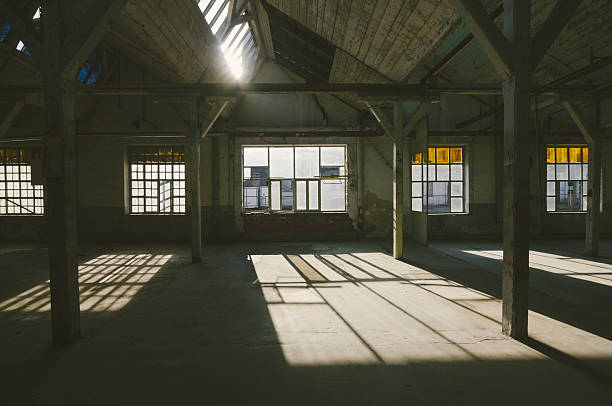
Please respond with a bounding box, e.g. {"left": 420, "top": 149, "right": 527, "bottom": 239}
{"left": 448, "top": 0, "right": 579, "bottom": 339}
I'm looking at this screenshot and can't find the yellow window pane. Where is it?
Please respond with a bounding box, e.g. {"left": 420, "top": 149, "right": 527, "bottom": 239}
{"left": 582, "top": 147, "right": 589, "bottom": 163}
{"left": 450, "top": 148, "right": 462, "bottom": 163}
{"left": 556, "top": 147, "right": 568, "bottom": 163}
{"left": 412, "top": 153, "right": 422, "bottom": 164}
{"left": 569, "top": 147, "right": 581, "bottom": 163}
{"left": 436, "top": 148, "right": 449, "bottom": 163}
{"left": 546, "top": 147, "right": 555, "bottom": 163}
{"left": 428, "top": 147, "right": 436, "bottom": 163}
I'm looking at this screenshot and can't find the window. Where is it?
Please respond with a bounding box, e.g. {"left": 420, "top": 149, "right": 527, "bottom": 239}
{"left": 546, "top": 146, "right": 589, "bottom": 212}
{"left": 128, "top": 146, "right": 186, "bottom": 214}
{"left": 76, "top": 48, "right": 103, "bottom": 85}
{"left": 0, "top": 147, "right": 44, "bottom": 215}
{"left": 242, "top": 145, "right": 347, "bottom": 212}
{"left": 198, "top": 0, "right": 258, "bottom": 79}
{"left": 411, "top": 147, "right": 464, "bottom": 214}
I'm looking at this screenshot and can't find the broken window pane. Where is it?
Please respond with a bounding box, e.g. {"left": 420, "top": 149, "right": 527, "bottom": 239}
{"left": 427, "top": 182, "right": 450, "bottom": 213}
{"left": 281, "top": 180, "right": 293, "bottom": 210}
{"left": 556, "top": 181, "right": 582, "bottom": 211}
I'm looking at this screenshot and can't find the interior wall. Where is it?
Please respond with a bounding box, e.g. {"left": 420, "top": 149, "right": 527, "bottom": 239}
{"left": 1, "top": 55, "right": 611, "bottom": 243}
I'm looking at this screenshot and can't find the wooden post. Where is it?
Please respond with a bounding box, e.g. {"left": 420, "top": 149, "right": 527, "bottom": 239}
{"left": 188, "top": 100, "right": 202, "bottom": 263}
{"left": 393, "top": 102, "right": 404, "bottom": 259}
{"left": 42, "top": 2, "right": 81, "bottom": 345}
{"left": 561, "top": 101, "right": 603, "bottom": 257}
{"left": 587, "top": 140, "right": 602, "bottom": 256}
{"left": 501, "top": 0, "right": 530, "bottom": 339}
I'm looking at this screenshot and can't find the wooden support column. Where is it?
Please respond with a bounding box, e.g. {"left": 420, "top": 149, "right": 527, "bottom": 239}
{"left": 393, "top": 102, "right": 404, "bottom": 259}
{"left": 562, "top": 101, "right": 603, "bottom": 256}
{"left": 187, "top": 100, "right": 202, "bottom": 263}
{"left": 42, "top": 2, "right": 80, "bottom": 345}
{"left": 501, "top": 0, "right": 531, "bottom": 339}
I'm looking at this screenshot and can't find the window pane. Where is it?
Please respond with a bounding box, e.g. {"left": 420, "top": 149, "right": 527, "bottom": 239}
{"left": 569, "top": 164, "right": 581, "bottom": 180}
{"left": 546, "top": 196, "right": 555, "bottom": 211}
{"left": 556, "top": 147, "right": 568, "bottom": 163}
{"left": 582, "top": 147, "right": 589, "bottom": 162}
{"left": 451, "top": 182, "right": 462, "bottom": 197}
{"left": 412, "top": 182, "right": 422, "bottom": 197}
{"left": 437, "top": 165, "right": 449, "bottom": 181}
{"left": 436, "top": 148, "right": 449, "bottom": 163}
{"left": 583, "top": 181, "right": 588, "bottom": 196}
{"left": 569, "top": 147, "right": 581, "bottom": 163}
{"left": 321, "top": 179, "right": 345, "bottom": 211}
{"left": 243, "top": 147, "right": 268, "bottom": 166}
{"left": 271, "top": 181, "right": 280, "bottom": 210}
{"left": 451, "top": 197, "right": 463, "bottom": 213}
{"left": 296, "top": 181, "right": 306, "bottom": 210}
{"left": 412, "top": 165, "right": 422, "bottom": 181}
{"left": 582, "top": 164, "right": 588, "bottom": 180}
{"left": 556, "top": 164, "right": 568, "bottom": 180}
{"left": 320, "top": 147, "right": 344, "bottom": 166}
{"left": 450, "top": 148, "right": 462, "bottom": 163}
{"left": 412, "top": 197, "right": 422, "bottom": 212}
{"left": 546, "top": 164, "right": 555, "bottom": 180}
{"left": 556, "top": 181, "right": 581, "bottom": 211}
{"left": 281, "top": 180, "right": 293, "bottom": 210}
{"left": 428, "top": 148, "right": 435, "bottom": 163}
{"left": 243, "top": 167, "right": 251, "bottom": 179}
{"left": 411, "top": 153, "right": 422, "bottom": 164}
{"left": 546, "top": 147, "right": 555, "bottom": 163}
{"left": 546, "top": 181, "right": 555, "bottom": 196}
{"left": 450, "top": 164, "right": 462, "bottom": 181}
{"left": 308, "top": 181, "right": 319, "bottom": 210}
{"left": 427, "top": 182, "right": 449, "bottom": 213}
{"left": 295, "top": 147, "right": 319, "bottom": 178}
{"left": 427, "top": 164, "right": 436, "bottom": 181}
{"left": 269, "top": 147, "right": 293, "bottom": 178}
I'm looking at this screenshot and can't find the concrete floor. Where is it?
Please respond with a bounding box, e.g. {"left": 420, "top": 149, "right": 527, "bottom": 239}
{"left": 1, "top": 238, "right": 612, "bottom": 405}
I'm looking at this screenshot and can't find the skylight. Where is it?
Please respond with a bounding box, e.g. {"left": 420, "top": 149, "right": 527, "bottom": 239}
{"left": 197, "top": 0, "right": 258, "bottom": 80}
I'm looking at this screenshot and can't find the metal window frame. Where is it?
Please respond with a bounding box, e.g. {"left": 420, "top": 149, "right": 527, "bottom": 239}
{"left": 410, "top": 146, "right": 465, "bottom": 214}
{"left": 545, "top": 145, "right": 589, "bottom": 213}
{"left": 0, "top": 147, "right": 44, "bottom": 216}
{"left": 241, "top": 144, "right": 348, "bottom": 214}
{"left": 127, "top": 146, "right": 186, "bottom": 216}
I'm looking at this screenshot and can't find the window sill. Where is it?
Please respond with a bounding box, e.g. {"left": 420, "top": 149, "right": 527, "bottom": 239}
{"left": 126, "top": 213, "right": 186, "bottom": 216}
{"left": 242, "top": 211, "right": 347, "bottom": 215}
{"left": 545, "top": 211, "right": 586, "bottom": 215}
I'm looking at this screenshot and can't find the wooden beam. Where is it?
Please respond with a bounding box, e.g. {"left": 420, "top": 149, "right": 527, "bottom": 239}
{"left": 403, "top": 103, "right": 430, "bottom": 137}
{"left": 561, "top": 101, "right": 603, "bottom": 256}
{"left": 501, "top": 0, "right": 531, "bottom": 340}
{"left": 0, "top": 101, "right": 24, "bottom": 138}
{"left": 392, "top": 102, "right": 404, "bottom": 259}
{"left": 366, "top": 104, "right": 395, "bottom": 142}
{"left": 61, "top": 0, "right": 128, "bottom": 76}
{"left": 41, "top": 0, "right": 81, "bottom": 346}
{"left": 187, "top": 100, "right": 202, "bottom": 263}
{"left": 531, "top": 1, "right": 580, "bottom": 70}
{"left": 200, "top": 99, "right": 230, "bottom": 138}
{"left": 447, "top": 0, "right": 512, "bottom": 80}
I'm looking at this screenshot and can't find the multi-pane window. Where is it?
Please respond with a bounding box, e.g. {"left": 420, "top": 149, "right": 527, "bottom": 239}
{"left": 242, "top": 145, "right": 347, "bottom": 212}
{"left": 0, "top": 147, "right": 44, "bottom": 215}
{"left": 411, "top": 147, "right": 464, "bottom": 213}
{"left": 546, "top": 146, "right": 589, "bottom": 212}
{"left": 128, "top": 146, "right": 186, "bottom": 214}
